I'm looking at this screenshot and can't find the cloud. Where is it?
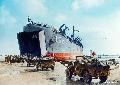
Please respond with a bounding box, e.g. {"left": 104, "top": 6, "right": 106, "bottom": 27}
{"left": 0, "top": 5, "right": 19, "bottom": 55}
{"left": 54, "top": 13, "right": 67, "bottom": 23}
{"left": 72, "top": 0, "right": 81, "bottom": 11}
{"left": 80, "top": 10, "right": 120, "bottom": 54}
{"left": 81, "top": 0, "right": 105, "bottom": 8}
{"left": 13, "top": 0, "right": 47, "bottom": 17}
{"left": 72, "top": 0, "right": 105, "bottom": 11}
{"left": 0, "top": 0, "right": 48, "bottom": 55}
{"left": 0, "top": 5, "right": 16, "bottom": 28}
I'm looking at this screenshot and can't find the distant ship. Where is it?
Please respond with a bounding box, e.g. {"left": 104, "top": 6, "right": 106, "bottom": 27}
{"left": 17, "top": 17, "right": 83, "bottom": 60}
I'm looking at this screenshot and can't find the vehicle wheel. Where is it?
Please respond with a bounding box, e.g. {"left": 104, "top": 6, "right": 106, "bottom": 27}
{"left": 36, "top": 66, "right": 39, "bottom": 71}
{"left": 36, "top": 64, "right": 39, "bottom": 71}
{"left": 41, "top": 66, "right": 44, "bottom": 71}
{"left": 51, "top": 66, "right": 54, "bottom": 70}
{"left": 83, "top": 71, "right": 92, "bottom": 84}
{"left": 66, "top": 70, "right": 72, "bottom": 79}
{"left": 99, "top": 76, "right": 107, "bottom": 83}
{"left": 80, "top": 72, "right": 84, "bottom": 82}
{"left": 80, "top": 78, "right": 84, "bottom": 82}
{"left": 27, "top": 63, "right": 30, "bottom": 67}
{"left": 33, "top": 63, "right": 36, "bottom": 67}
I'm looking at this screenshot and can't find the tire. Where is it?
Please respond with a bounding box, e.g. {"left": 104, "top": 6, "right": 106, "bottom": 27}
{"left": 80, "top": 71, "right": 84, "bottom": 82}
{"left": 66, "top": 70, "right": 72, "bottom": 79}
{"left": 36, "top": 67, "right": 39, "bottom": 71}
{"left": 83, "top": 71, "right": 92, "bottom": 84}
{"left": 99, "top": 76, "right": 107, "bottom": 83}
{"left": 36, "top": 64, "right": 39, "bottom": 71}
{"left": 41, "top": 66, "right": 44, "bottom": 71}
{"left": 80, "top": 77, "right": 84, "bottom": 82}
{"left": 27, "top": 63, "right": 30, "bottom": 67}
{"left": 51, "top": 66, "right": 54, "bottom": 70}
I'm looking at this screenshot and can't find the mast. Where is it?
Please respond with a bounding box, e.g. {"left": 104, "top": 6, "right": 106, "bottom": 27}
{"left": 72, "top": 26, "right": 79, "bottom": 40}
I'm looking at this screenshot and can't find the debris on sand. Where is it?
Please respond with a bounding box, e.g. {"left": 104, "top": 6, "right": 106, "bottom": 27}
{"left": 47, "top": 77, "right": 56, "bottom": 81}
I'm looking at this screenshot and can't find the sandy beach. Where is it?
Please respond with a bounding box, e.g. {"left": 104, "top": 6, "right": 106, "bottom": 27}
{"left": 0, "top": 61, "right": 120, "bottom": 85}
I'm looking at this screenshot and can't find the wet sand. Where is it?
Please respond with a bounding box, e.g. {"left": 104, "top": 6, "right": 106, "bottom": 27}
{"left": 0, "top": 61, "right": 120, "bottom": 85}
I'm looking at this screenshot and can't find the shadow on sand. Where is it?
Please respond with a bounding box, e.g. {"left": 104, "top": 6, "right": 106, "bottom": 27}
{"left": 24, "top": 68, "right": 52, "bottom": 72}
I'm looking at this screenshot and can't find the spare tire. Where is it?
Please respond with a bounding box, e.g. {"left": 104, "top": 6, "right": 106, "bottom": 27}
{"left": 66, "top": 70, "right": 72, "bottom": 79}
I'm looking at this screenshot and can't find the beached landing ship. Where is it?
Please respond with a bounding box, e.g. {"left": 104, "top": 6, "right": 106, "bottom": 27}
{"left": 17, "top": 17, "right": 83, "bottom": 60}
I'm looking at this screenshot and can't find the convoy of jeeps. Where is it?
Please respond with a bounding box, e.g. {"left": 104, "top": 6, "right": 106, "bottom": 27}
{"left": 5, "top": 55, "right": 112, "bottom": 84}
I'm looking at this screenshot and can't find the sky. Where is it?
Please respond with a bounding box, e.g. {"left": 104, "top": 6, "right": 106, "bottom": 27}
{"left": 0, "top": 0, "right": 120, "bottom": 55}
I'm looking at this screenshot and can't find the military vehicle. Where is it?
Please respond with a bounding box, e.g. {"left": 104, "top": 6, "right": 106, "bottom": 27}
{"left": 65, "top": 56, "right": 110, "bottom": 84}
{"left": 26, "top": 58, "right": 37, "bottom": 67}
{"left": 5, "top": 55, "right": 25, "bottom": 63}
{"left": 36, "top": 56, "right": 55, "bottom": 71}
